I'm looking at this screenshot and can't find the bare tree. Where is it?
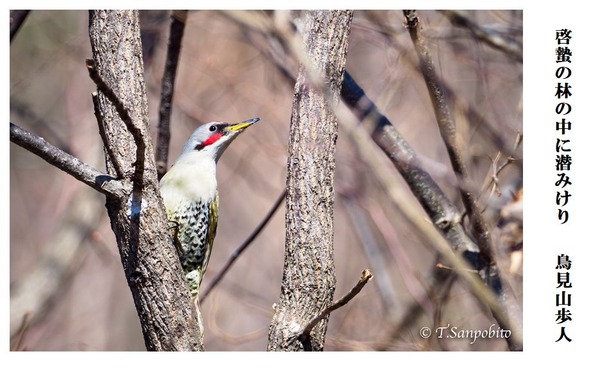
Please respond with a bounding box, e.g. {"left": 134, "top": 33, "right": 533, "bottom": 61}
{"left": 88, "top": 10, "right": 203, "bottom": 350}
{"left": 267, "top": 10, "right": 353, "bottom": 351}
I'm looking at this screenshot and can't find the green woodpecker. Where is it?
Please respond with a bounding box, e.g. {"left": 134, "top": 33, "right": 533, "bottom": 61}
{"left": 160, "top": 117, "right": 260, "bottom": 296}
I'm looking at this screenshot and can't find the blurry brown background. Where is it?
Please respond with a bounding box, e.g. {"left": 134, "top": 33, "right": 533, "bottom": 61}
{"left": 10, "top": 10, "right": 522, "bottom": 351}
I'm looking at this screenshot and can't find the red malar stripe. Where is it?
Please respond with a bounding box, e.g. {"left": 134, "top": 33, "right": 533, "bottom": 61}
{"left": 200, "top": 133, "right": 223, "bottom": 148}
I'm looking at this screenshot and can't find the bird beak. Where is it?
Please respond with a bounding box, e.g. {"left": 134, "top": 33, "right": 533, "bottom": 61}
{"left": 224, "top": 117, "right": 260, "bottom": 134}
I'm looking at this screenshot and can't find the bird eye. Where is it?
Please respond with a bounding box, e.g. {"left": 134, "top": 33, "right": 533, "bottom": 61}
{"left": 209, "top": 125, "right": 217, "bottom": 132}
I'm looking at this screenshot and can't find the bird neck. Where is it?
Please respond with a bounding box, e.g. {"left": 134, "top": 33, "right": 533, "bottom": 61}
{"left": 161, "top": 151, "right": 218, "bottom": 205}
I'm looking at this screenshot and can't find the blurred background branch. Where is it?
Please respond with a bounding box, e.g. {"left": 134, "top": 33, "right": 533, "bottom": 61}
{"left": 10, "top": 187, "right": 106, "bottom": 347}
{"left": 155, "top": 10, "right": 188, "bottom": 180}
{"left": 10, "top": 10, "right": 30, "bottom": 41}
{"left": 440, "top": 10, "right": 523, "bottom": 62}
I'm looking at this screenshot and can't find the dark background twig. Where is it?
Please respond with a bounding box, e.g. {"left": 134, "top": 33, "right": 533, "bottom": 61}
{"left": 156, "top": 10, "right": 188, "bottom": 180}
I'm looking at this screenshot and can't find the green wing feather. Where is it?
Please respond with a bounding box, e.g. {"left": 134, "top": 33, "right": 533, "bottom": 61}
{"left": 165, "top": 193, "right": 219, "bottom": 296}
{"left": 188, "top": 193, "right": 218, "bottom": 296}
{"left": 207, "top": 192, "right": 219, "bottom": 265}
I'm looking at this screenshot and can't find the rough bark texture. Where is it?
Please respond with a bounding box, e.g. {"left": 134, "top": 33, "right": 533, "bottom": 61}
{"left": 88, "top": 10, "right": 203, "bottom": 351}
{"left": 268, "top": 10, "right": 353, "bottom": 351}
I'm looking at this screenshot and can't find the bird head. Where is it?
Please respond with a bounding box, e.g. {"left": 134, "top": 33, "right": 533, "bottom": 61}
{"left": 180, "top": 117, "right": 260, "bottom": 162}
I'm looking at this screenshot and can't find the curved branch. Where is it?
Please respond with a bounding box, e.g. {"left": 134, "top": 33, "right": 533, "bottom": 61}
{"left": 299, "top": 269, "right": 373, "bottom": 347}
{"left": 10, "top": 122, "right": 125, "bottom": 197}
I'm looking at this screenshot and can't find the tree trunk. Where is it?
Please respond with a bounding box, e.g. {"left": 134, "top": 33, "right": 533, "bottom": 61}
{"left": 88, "top": 10, "right": 203, "bottom": 351}
{"left": 268, "top": 10, "right": 353, "bottom": 351}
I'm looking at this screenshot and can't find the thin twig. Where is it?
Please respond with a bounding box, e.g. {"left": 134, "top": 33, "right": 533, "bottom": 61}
{"left": 440, "top": 10, "right": 523, "bottom": 62}
{"left": 481, "top": 131, "right": 522, "bottom": 207}
{"left": 343, "top": 100, "right": 522, "bottom": 350}
{"left": 363, "top": 11, "right": 521, "bottom": 170}
{"left": 10, "top": 122, "right": 125, "bottom": 197}
{"left": 487, "top": 153, "right": 504, "bottom": 197}
{"left": 435, "top": 263, "right": 480, "bottom": 273}
{"left": 199, "top": 189, "right": 286, "bottom": 304}
{"left": 156, "top": 10, "right": 188, "bottom": 180}
{"left": 300, "top": 269, "right": 374, "bottom": 340}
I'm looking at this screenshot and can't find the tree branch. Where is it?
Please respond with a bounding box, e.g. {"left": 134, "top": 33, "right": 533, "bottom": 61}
{"left": 156, "top": 10, "right": 188, "bottom": 180}
{"left": 404, "top": 10, "right": 498, "bottom": 285}
{"left": 343, "top": 103, "right": 522, "bottom": 350}
{"left": 10, "top": 122, "right": 125, "bottom": 197}
{"left": 299, "top": 269, "right": 373, "bottom": 345}
{"left": 223, "top": 13, "right": 483, "bottom": 272}
{"left": 340, "top": 72, "right": 483, "bottom": 270}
